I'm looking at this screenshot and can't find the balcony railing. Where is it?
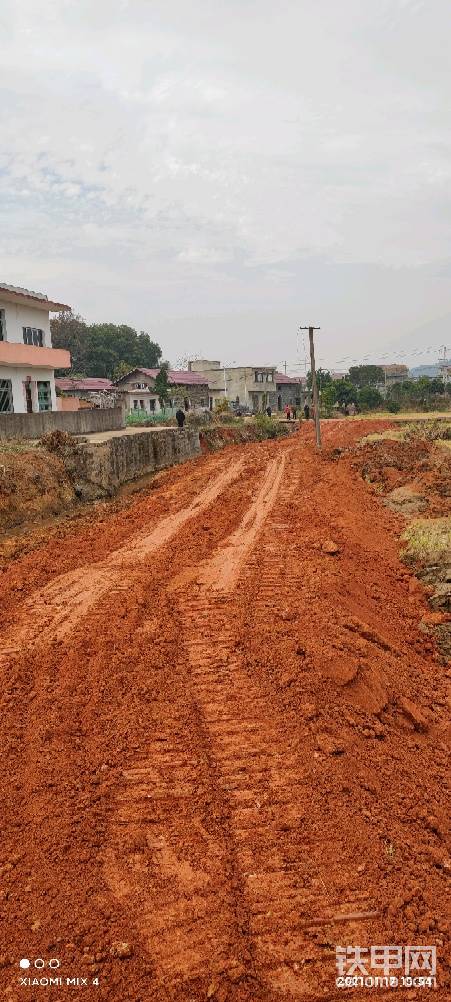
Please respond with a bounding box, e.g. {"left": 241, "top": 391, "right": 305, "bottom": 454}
{"left": 0, "top": 341, "right": 70, "bottom": 369}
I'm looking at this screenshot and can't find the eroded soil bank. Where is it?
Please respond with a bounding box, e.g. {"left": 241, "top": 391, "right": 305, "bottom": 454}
{"left": 0, "top": 418, "right": 449, "bottom": 1001}
{"left": 348, "top": 424, "right": 451, "bottom": 659}
{"left": 0, "top": 422, "right": 293, "bottom": 536}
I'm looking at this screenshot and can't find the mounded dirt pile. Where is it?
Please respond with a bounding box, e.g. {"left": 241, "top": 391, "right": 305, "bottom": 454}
{"left": 0, "top": 445, "right": 75, "bottom": 532}
{"left": 0, "top": 419, "right": 449, "bottom": 1001}
{"left": 354, "top": 436, "right": 451, "bottom": 517}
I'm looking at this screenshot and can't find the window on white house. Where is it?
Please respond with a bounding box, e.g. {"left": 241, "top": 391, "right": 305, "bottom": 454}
{"left": 133, "top": 399, "right": 139, "bottom": 409}
{"left": 255, "top": 371, "right": 264, "bottom": 382}
{"left": 23, "top": 327, "right": 44, "bottom": 347}
{"left": 0, "top": 379, "right": 13, "bottom": 412}
{"left": 149, "top": 399, "right": 155, "bottom": 412}
{"left": 139, "top": 399, "right": 145, "bottom": 410}
{"left": 266, "top": 372, "right": 274, "bottom": 382}
{"left": 0, "top": 309, "right": 5, "bottom": 341}
{"left": 37, "top": 381, "right": 51, "bottom": 411}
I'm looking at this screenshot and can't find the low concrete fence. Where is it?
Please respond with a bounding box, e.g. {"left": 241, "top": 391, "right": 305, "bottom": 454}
{"left": 0, "top": 407, "right": 125, "bottom": 440}
{"left": 73, "top": 427, "right": 201, "bottom": 494}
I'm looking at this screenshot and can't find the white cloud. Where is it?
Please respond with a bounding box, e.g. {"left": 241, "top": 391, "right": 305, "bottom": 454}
{"left": 0, "top": 0, "right": 449, "bottom": 364}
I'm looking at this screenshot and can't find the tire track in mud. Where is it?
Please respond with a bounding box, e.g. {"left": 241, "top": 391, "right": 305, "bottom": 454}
{"left": 105, "top": 453, "right": 292, "bottom": 992}
{"left": 1, "top": 456, "right": 245, "bottom": 658}
{"left": 106, "top": 446, "right": 377, "bottom": 998}
{"left": 178, "top": 459, "right": 376, "bottom": 998}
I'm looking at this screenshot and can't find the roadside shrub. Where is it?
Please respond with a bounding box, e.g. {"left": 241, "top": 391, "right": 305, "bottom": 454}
{"left": 186, "top": 411, "right": 207, "bottom": 428}
{"left": 253, "top": 413, "right": 288, "bottom": 439}
{"left": 216, "top": 413, "right": 241, "bottom": 425}
{"left": 387, "top": 400, "right": 400, "bottom": 413}
{"left": 215, "top": 398, "right": 231, "bottom": 415}
{"left": 358, "top": 386, "right": 383, "bottom": 411}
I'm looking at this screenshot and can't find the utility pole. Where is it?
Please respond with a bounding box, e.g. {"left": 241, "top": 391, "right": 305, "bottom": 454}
{"left": 300, "top": 325, "right": 321, "bottom": 448}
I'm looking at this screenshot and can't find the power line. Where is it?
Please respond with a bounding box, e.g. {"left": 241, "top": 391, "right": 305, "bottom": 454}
{"left": 278, "top": 342, "right": 450, "bottom": 374}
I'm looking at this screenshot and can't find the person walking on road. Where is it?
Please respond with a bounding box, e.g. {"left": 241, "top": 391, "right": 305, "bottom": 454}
{"left": 303, "top": 402, "right": 310, "bottom": 420}
{"left": 292, "top": 406, "right": 297, "bottom": 420}
{"left": 175, "top": 408, "right": 186, "bottom": 429}
{"left": 285, "top": 404, "right": 291, "bottom": 420}
{"left": 266, "top": 405, "right": 272, "bottom": 418}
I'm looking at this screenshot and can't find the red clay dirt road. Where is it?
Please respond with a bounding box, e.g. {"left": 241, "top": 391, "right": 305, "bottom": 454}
{"left": 0, "top": 420, "right": 449, "bottom": 1002}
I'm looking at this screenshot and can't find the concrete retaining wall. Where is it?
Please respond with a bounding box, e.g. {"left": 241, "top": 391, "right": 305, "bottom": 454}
{"left": 0, "top": 407, "right": 125, "bottom": 440}
{"left": 73, "top": 427, "right": 201, "bottom": 494}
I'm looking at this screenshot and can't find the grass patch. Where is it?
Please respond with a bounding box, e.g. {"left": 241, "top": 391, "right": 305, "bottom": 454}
{"left": 360, "top": 420, "right": 451, "bottom": 446}
{"left": 0, "top": 439, "right": 41, "bottom": 454}
{"left": 402, "top": 517, "right": 451, "bottom": 565}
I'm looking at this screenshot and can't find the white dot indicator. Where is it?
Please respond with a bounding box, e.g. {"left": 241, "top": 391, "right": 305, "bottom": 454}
{"left": 19, "top": 959, "right": 30, "bottom": 969}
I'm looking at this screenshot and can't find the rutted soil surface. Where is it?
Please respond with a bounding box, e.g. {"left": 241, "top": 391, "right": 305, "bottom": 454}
{"left": 0, "top": 419, "right": 449, "bottom": 1001}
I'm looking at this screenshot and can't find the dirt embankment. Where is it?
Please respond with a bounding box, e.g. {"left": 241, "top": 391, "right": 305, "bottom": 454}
{"left": 348, "top": 427, "right": 451, "bottom": 657}
{"left": 0, "top": 422, "right": 294, "bottom": 537}
{"left": 0, "top": 419, "right": 449, "bottom": 1001}
{"left": 0, "top": 444, "right": 76, "bottom": 533}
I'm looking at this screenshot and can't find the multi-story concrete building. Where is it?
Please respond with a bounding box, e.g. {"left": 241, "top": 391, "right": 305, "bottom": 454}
{"left": 113, "top": 367, "right": 209, "bottom": 415}
{"left": 0, "top": 282, "right": 70, "bottom": 413}
{"left": 188, "top": 360, "right": 305, "bottom": 412}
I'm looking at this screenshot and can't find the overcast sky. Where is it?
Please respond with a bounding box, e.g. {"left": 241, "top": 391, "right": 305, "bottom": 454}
{"left": 0, "top": 0, "right": 449, "bottom": 371}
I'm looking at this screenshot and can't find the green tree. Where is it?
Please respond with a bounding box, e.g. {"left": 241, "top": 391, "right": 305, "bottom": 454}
{"left": 335, "top": 380, "right": 357, "bottom": 407}
{"left": 51, "top": 312, "right": 88, "bottom": 374}
{"left": 349, "top": 365, "right": 384, "bottom": 388}
{"left": 112, "top": 359, "right": 134, "bottom": 381}
{"left": 386, "top": 376, "right": 448, "bottom": 412}
{"left": 357, "top": 385, "right": 383, "bottom": 411}
{"left": 321, "top": 383, "right": 337, "bottom": 415}
{"left": 50, "top": 315, "right": 162, "bottom": 378}
{"left": 307, "top": 368, "right": 332, "bottom": 391}
{"left": 153, "top": 363, "right": 173, "bottom": 411}
{"left": 423, "top": 376, "right": 445, "bottom": 395}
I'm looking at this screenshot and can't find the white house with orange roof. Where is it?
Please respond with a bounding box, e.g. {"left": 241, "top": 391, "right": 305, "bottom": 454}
{"left": 0, "top": 282, "right": 71, "bottom": 413}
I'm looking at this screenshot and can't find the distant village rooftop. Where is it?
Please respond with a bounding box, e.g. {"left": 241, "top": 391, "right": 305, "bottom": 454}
{"left": 56, "top": 377, "right": 114, "bottom": 392}
{"left": 114, "top": 367, "right": 208, "bottom": 386}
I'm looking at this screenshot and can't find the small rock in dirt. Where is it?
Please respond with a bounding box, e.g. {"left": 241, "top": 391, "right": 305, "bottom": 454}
{"left": 31, "top": 920, "right": 41, "bottom": 932}
{"left": 300, "top": 702, "right": 317, "bottom": 720}
{"left": 110, "top": 941, "right": 133, "bottom": 959}
{"left": 321, "top": 540, "right": 340, "bottom": 555}
{"left": 334, "top": 660, "right": 359, "bottom": 686}
{"left": 429, "top": 848, "right": 447, "bottom": 870}
{"left": 316, "top": 734, "right": 345, "bottom": 756}
{"left": 399, "top": 697, "right": 429, "bottom": 732}
{"left": 228, "top": 961, "right": 246, "bottom": 982}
